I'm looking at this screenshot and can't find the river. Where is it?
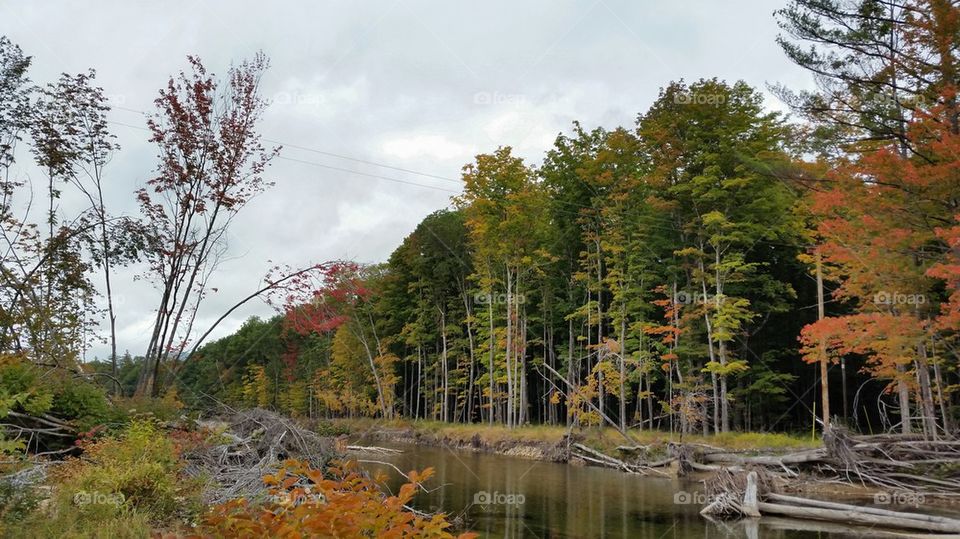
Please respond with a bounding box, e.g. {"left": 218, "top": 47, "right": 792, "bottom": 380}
{"left": 359, "top": 442, "right": 878, "bottom": 538}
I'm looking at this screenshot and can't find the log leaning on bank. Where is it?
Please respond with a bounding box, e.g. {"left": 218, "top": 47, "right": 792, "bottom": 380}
{"left": 569, "top": 443, "right": 673, "bottom": 476}
{"left": 700, "top": 470, "right": 960, "bottom": 534}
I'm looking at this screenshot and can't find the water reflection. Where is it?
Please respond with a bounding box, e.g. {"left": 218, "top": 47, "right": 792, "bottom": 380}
{"left": 359, "top": 442, "right": 859, "bottom": 538}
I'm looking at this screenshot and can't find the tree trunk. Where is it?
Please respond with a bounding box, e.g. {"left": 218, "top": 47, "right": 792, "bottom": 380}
{"left": 488, "top": 291, "right": 496, "bottom": 425}
{"left": 897, "top": 363, "right": 912, "bottom": 435}
{"left": 816, "top": 251, "right": 830, "bottom": 429}
{"left": 916, "top": 342, "right": 938, "bottom": 439}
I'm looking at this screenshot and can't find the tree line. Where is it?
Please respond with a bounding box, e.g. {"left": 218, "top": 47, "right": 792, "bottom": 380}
{"left": 177, "top": 0, "right": 960, "bottom": 439}
{"left": 2, "top": 0, "right": 958, "bottom": 440}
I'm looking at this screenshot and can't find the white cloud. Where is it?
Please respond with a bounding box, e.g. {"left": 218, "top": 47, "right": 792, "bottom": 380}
{"left": 0, "top": 0, "right": 812, "bottom": 359}
{"left": 381, "top": 134, "right": 473, "bottom": 162}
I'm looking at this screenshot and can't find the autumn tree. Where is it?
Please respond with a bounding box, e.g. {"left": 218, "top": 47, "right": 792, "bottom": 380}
{"left": 638, "top": 79, "right": 803, "bottom": 433}
{"left": 800, "top": 89, "right": 960, "bottom": 437}
{"left": 457, "top": 147, "right": 550, "bottom": 427}
{"left": 137, "top": 53, "right": 278, "bottom": 396}
{"left": 776, "top": 0, "right": 960, "bottom": 156}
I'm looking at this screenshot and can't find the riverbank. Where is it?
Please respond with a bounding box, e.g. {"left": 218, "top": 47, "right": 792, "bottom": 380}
{"left": 337, "top": 418, "right": 817, "bottom": 464}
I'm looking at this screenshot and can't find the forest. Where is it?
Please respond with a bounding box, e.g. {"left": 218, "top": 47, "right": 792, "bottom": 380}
{"left": 175, "top": 11, "right": 960, "bottom": 440}
{"left": 1, "top": 0, "right": 959, "bottom": 537}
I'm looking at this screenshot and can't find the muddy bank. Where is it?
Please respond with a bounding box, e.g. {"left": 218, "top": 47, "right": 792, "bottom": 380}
{"left": 355, "top": 426, "right": 572, "bottom": 462}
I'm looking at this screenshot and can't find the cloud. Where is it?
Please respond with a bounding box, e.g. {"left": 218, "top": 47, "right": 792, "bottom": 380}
{"left": 0, "top": 0, "right": 812, "bottom": 360}
{"left": 381, "top": 134, "right": 473, "bottom": 161}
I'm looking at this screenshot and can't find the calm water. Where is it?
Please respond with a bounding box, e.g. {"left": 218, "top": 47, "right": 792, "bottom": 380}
{"left": 358, "top": 442, "right": 879, "bottom": 539}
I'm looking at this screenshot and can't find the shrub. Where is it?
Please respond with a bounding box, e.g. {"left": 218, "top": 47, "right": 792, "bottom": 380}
{"left": 0, "top": 355, "right": 119, "bottom": 433}
{"left": 51, "top": 379, "right": 117, "bottom": 431}
{"left": 0, "top": 479, "right": 40, "bottom": 529}
{"left": 312, "top": 419, "right": 351, "bottom": 437}
{"left": 18, "top": 419, "right": 202, "bottom": 537}
{"left": 199, "top": 460, "right": 475, "bottom": 538}
{"left": 114, "top": 387, "right": 185, "bottom": 423}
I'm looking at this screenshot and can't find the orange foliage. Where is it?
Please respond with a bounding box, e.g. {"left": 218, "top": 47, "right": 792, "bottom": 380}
{"left": 928, "top": 215, "right": 960, "bottom": 332}
{"left": 799, "top": 313, "right": 925, "bottom": 385}
{"left": 801, "top": 86, "right": 960, "bottom": 383}
{"left": 195, "top": 460, "right": 475, "bottom": 539}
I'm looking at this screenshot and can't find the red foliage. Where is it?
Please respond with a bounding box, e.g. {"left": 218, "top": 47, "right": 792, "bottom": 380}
{"left": 265, "top": 261, "right": 371, "bottom": 338}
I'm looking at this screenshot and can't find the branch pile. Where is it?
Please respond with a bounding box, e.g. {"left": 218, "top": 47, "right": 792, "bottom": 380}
{"left": 678, "top": 426, "right": 960, "bottom": 496}
{"left": 568, "top": 442, "right": 674, "bottom": 476}
{"left": 183, "top": 408, "right": 341, "bottom": 504}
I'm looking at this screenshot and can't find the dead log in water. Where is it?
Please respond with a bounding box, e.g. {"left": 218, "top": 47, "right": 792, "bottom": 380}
{"left": 678, "top": 426, "right": 960, "bottom": 495}
{"left": 699, "top": 468, "right": 960, "bottom": 534}
{"left": 569, "top": 443, "right": 671, "bottom": 476}
{"left": 755, "top": 501, "right": 960, "bottom": 534}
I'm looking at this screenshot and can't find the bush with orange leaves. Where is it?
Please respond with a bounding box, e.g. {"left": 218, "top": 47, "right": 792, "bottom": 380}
{"left": 196, "top": 459, "right": 476, "bottom": 538}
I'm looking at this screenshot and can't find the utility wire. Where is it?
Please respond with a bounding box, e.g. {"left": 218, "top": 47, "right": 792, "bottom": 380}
{"left": 107, "top": 119, "right": 460, "bottom": 194}
{"left": 112, "top": 105, "right": 461, "bottom": 184}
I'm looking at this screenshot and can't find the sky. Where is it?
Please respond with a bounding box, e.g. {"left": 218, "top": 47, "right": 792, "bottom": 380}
{"left": 1, "top": 0, "right": 815, "bottom": 360}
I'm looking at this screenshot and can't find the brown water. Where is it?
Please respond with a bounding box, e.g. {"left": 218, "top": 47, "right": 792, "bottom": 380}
{"left": 359, "top": 442, "right": 877, "bottom": 539}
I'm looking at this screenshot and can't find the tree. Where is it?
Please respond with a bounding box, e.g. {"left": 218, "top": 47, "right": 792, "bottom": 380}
{"left": 0, "top": 38, "right": 100, "bottom": 366}
{"left": 137, "top": 53, "right": 278, "bottom": 396}
{"left": 456, "top": 147, "right": 550, "bottom": 427}
{"left": 800, "top": 78, "right": 960, "bottom": 437}
{"left": 268, "top": 261, "right": 396, "bottom": 418}
{"left": 637, "top": 79, "right": 802, "bottom": 433}
{"left": 776, "top": 0, "right": 960, "bottom": 156}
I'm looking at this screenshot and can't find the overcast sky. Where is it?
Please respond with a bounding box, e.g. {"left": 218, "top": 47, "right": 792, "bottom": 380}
{"left": 2, "top": 0, "right": 814, "bottom": 360}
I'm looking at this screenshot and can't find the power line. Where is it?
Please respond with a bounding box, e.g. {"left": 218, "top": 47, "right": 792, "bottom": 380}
{"left": 275, "top": 155, "right": 460, "bottom": 193}
{"left": 110, "top": 109, "right": 812, "bottom": 250}
{"left": 111, "top": 106, "right": 462, "bottom": 185}
{"left": 266, "top": 140, "right": 462, "bottom": 184}
{"left": 107, "top": 119, "right": 461, "bottom": 194}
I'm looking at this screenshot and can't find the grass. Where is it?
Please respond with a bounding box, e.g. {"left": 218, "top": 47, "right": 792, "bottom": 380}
{"left": 336, "top": 417, "right": 817, "bottom": 455}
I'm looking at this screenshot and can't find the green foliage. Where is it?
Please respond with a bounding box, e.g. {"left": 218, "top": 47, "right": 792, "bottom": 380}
{"left": 312, "top": 419, "right": 351, "bottom": 437}
{"left": 0, "top": 356, "right": 118, "bottom": 433}
{"left": 51, "top": 380, "right": 116, "bottom": 431}
{"left": 0, "top": 480, "right": 40, "bottom": 528}
{"left": 114, "top": 388, "right": 185, "bottom": 422}
{"left": 18, "top": 419, "right": 201, "bottom": 538}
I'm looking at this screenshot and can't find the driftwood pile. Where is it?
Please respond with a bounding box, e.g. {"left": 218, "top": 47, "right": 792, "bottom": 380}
{"left": 701, "top": 470, "right": 960, "bottom": 534}
{"left": 559, "top": 425, "right": 960, "bottom": 533}
{"left": 567, "top": 442, "right": 676, "bottom": 476}
{"left": 675, "top": 426, "right": 960, "bottom": 496}
{"left": 183, "top": 408, "right": 340, "bottom": 504}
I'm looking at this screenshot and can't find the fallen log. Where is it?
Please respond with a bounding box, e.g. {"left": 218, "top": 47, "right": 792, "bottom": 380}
{"left": 699, "top": 466, "right": 960, "bottom": 535}
{"left": 346, "top": 445, "right": 404, "bottom": 454}
{"left": 766, "top": 493, "right": 960, "bottom": 528}
{"left": 571, "top": 443, "right": 633, "bottom": 472}
{"left": 756, "top": 501, "right": 960, "bottom": 534}
{"left": 703, "top": 448, "right": 827, "bottom": 466}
